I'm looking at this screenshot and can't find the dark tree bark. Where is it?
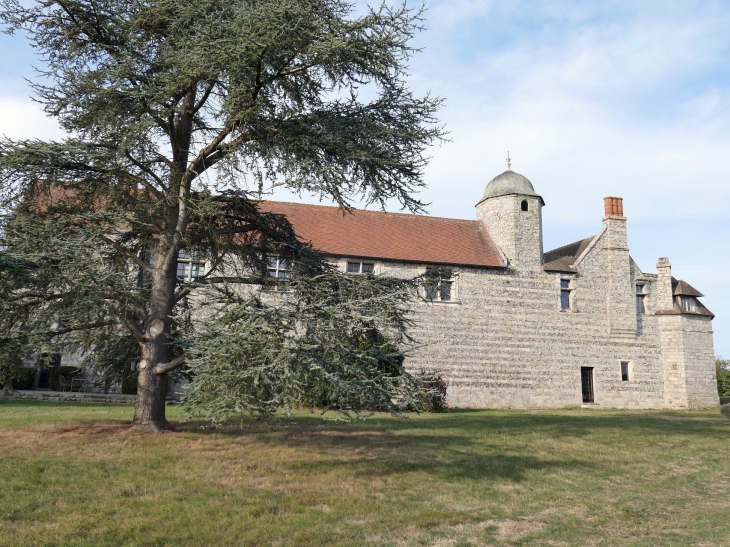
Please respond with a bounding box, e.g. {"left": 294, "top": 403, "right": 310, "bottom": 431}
{"left": 131, "top": 269, "right": 177, "bottom": 431}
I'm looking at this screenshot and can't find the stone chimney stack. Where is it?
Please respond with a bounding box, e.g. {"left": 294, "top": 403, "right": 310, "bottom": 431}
{"left": 602, "top": 197, "right": 635, "bottom": 340}
{"left": 655, "top": 257, "right": 674, "bottom": 311}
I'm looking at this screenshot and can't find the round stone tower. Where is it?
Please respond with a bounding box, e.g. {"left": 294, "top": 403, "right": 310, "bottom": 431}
{"left": 475, "top": 159, "right": 545, "bottom": 269}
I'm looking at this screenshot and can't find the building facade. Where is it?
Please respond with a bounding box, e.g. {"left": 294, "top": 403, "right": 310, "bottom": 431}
{"left": 261, "top": 166, "right": 719, "bottom": 409}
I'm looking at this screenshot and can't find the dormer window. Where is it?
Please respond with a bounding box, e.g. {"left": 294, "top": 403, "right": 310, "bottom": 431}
{"left": 680, "top": 296, "right": 696, "bottom": 313}
{"left": 521, "top": 199, "right": 529, "bottom": 212}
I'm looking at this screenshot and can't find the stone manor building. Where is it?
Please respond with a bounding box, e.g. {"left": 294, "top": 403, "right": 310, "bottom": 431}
{"left": 259, "top": 163, "right": 719, "bottom": 409}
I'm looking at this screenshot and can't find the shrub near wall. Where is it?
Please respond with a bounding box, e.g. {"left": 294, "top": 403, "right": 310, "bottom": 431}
{"left": 0, "top": 344, "right": 24, "bottom": 392}
{"left": 12, "top": 368, "right": 36, "bottom": 390}
{"left": 717, "top": 357, "right": 730, "bottom": 397}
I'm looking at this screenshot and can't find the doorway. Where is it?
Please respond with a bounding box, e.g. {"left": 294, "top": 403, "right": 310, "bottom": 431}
{"left": 581, "top": 367, "right": 594, "bottom": 403}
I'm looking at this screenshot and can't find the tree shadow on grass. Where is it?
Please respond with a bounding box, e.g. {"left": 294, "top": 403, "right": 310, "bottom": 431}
{"left": 166, "top": 406, "right": 730, "bottom": 482}
{"left": 183, "top": 406, "right": 728, "bottom": 441}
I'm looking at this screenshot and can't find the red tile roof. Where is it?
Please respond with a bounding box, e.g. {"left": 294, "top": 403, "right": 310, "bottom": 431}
{"left": 259, "top": 201, "right": 504, "bottom": 268}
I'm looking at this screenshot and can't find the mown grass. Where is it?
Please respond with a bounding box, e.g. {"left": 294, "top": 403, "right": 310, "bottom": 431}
{"left": 1, "top": 400, "right": 729, "bottom": 546}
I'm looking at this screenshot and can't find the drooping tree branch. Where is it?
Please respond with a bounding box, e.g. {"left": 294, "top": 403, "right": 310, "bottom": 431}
{"left": 0, "top": 0, "right": 445, "bottom": 430}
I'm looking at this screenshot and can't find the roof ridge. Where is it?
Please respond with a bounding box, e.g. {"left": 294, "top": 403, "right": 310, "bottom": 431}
{"left": 544, "top": 236, "right": 594, "bottom": 257}
{"left": 258, "top": 200, "right": 479, "bottom": 224}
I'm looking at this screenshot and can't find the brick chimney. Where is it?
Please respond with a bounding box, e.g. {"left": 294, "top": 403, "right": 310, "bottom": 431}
{"left": 604, "top": 196, "right": 624, "bottom": 217}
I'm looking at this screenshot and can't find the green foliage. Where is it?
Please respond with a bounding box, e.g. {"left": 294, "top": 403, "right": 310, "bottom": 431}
{"left": 0, "top": 0, "right": 444, "bottom": 426}
{"left": 181, "top": 272, "right": 428, "bottom": 422}
{"left": 412, "top": 370, "right": 449, "bottom": 413}
{"left": 720, "top": 403, "right": 730, "bottom": 422}
{"left": 0, "top": 341, "right": 23, "bottom": 393}
{"left": 122, "top": 372, "right": 139, "bottom": 395}
{"left": 84, "top": 334, "right": 139, "bottom": 393}
{"left": 717, "top": 356, "right": 730, "bottom": 397}
{"left": 13, "top": 367, "right": 35, "bottom": 390}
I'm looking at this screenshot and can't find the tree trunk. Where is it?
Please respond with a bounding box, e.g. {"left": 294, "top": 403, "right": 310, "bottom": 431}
{"left": 130, "top": 263, "right": 178, "bottom": 432}
{"left": 131, "top": 91, "right": 195, "bottom": 432}
{"left": 131, "top": 365, "right": 171, "bottom": 432}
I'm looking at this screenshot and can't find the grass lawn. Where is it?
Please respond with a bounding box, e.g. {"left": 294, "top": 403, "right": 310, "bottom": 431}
{"left": 1, "top": 400, "right": 729, "bottom": 546}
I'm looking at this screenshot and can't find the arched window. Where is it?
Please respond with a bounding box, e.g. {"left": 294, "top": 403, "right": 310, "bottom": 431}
{"left": 521, "top": 199, "right": 529, "bottom": 211}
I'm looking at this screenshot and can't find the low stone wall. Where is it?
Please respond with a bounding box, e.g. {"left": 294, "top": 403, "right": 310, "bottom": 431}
{"left": 2, "top": 390, "right": 137, "bottom": 405}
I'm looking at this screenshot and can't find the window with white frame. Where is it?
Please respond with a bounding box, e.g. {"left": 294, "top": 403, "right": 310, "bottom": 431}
{"left": 266, "top": 256, "right": 290, "bottom": 290}
{"left": 176, "top": 250, "right": 205, "bottom": 282}
{"left": 680, "top": 296, "right": 696, "bottom": 312}
{"left": 425, "top": 268, "right": 454, "bottom": 302}
{"left": 346, "top": 261, "right": 374, "bottom": 274}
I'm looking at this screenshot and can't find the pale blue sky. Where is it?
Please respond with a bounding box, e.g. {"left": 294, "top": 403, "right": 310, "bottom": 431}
{"left": 1, "top": 0, "right": 728, "bottom": 356}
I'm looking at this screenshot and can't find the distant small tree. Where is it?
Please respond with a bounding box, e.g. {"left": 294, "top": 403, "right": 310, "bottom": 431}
{"left": 0, "top": 0, "right": 444, "bottom": 430}
{"left": 0, "top": 339, "right": 24, "bottom": 394}
{"left": 717, "top": 356, "right": 730, "bottom": 397}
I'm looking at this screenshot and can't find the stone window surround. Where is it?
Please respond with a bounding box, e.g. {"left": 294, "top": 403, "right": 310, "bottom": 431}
{"left": 424, "top": 267, "right": 459, "bottom": 304}
{"left": 620, "top": 360, "right": 634, "bottom": 382}
{"left": 634, "top": 276, "right": 652, "bottom": 315}
{"left": 636, "top": 283, "right": 647, "bottom": 314}
{"left": 558, "top": 275, "right": 576, "bottom": 312}
{"left": 346, "top": 261, "right": 375, "bottom": 274}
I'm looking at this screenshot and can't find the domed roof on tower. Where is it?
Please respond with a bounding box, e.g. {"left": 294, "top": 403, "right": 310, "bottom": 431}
{"left": 476, "top": 152, "right": 545, "bottom": 206}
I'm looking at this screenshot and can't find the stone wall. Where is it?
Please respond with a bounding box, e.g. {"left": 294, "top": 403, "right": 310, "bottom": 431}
{"left": 2, "top": 390, "right": 137, "bottom": 404}
{"left": 658, "top": 314, "right": 719, "bottom": 408}
{"left": 371, "top": 211, "right": 715, "bottom": 409}
{"left": 34, "top": 194, "right": 717, "bottom": 411}
{"left": 476, "top": 194, "right": 543, "bottom": 268}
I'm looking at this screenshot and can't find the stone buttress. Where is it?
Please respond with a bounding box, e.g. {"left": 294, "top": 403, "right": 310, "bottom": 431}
{"left": 654, "top": 258, "right": 719, "bottom": 408}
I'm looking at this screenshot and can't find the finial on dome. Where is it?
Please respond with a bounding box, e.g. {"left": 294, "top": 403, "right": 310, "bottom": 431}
{"left": 506, "top": 151, "right": 511, "bottom": 170}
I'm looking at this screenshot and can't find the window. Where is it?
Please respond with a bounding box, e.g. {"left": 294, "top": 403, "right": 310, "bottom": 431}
{"left": 425, "top": 268, "right": 454, "bottom": 302}
{"left": 176, "top": 250, "right": 205, "bottom": 282}
{"left": 621, "top": 361, "right": 632, "bottom": 382}
{"left": 346, "top": 261, "right": 374, "bottom": 274}
{"left": 680, "top": 296, "right": 695, "bottom": 312}
{"left": 521, "top": 199, "right": 529, "bottom": 212}
{"left": 266, "top": 256, "right": 290, "bottom": 290}
{"left": 560, "top": 279, "right": 572, "bottom": 310}
{"left": 636, "top": 284, "right": 646, "bottom": 314}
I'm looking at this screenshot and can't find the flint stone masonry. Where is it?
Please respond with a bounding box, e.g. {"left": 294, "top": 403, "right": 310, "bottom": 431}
{"left": 40, "top": 167, "right": 719, "bottom": 411}
{"left": 322, "top": 168, "right": 718, "bottom": 410}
